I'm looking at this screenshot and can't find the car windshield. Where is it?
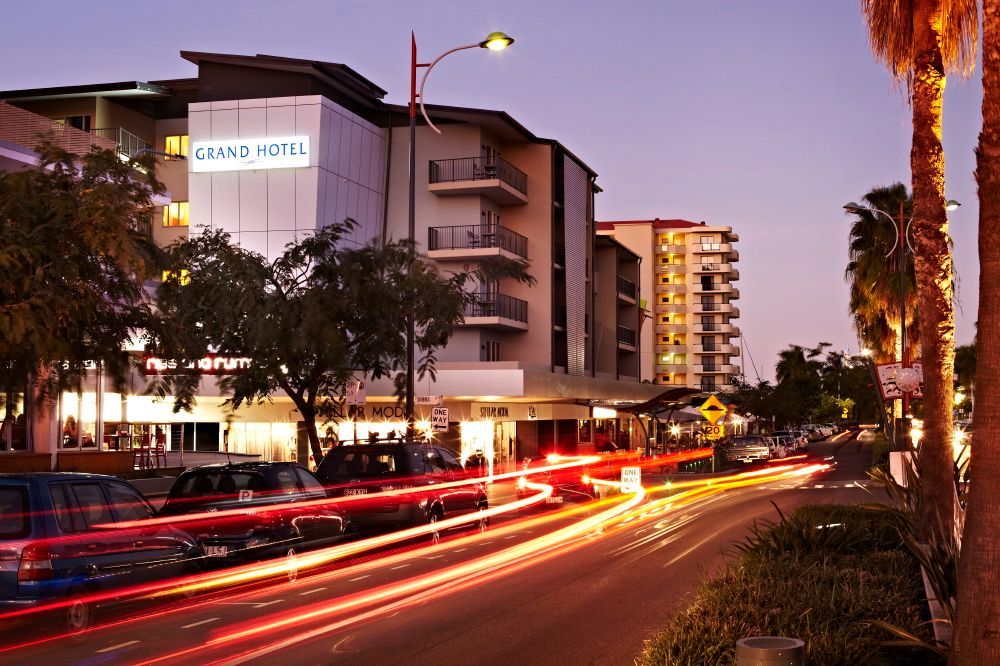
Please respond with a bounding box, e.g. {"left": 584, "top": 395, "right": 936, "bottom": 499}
{"left": 170, "top": 472, "right": 267, "bottom": 500}
{"left": 0, "top": 486, "right": 30, "bottom": 538}
{"left": 321, "top": 449, "right": 413, "bottom": 479}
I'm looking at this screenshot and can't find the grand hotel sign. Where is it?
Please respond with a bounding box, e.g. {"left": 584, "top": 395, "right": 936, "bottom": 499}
{"left": 190, "top": 136, "right": 310, "bottom": 172}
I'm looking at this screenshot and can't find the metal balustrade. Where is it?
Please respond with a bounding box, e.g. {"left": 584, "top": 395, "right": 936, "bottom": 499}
{"left": 464, "top": 293, "right": 528, "bottom": 322}
{"left": 428, "top": 156, "right": 527, "bottom": 194}
{"left": 428, "top": 224, "right": 528, "bottom": 258}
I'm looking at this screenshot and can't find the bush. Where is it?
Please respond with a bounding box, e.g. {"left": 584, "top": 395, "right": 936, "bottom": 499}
{"left": 639, "top": 504, "right": 939, "bottom": 666}
{"left": 871, "top": 434, "right": 891, "bottom": 470}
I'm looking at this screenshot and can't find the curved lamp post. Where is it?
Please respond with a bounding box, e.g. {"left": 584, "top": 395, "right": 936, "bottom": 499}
{"left": 405, "top": 32, "right": 515, "bottom": 434}
{"left": 842, "top": 199, "right": 960, "bottom": 450}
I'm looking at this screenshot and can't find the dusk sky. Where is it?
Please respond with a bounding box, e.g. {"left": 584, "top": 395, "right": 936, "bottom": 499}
{"left": 1, "top": 0, "right": 983, "bottom": 380}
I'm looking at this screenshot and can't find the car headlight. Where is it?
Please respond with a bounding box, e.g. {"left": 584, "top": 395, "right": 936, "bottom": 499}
{"left": 517, "top": 476, "right": 527, "bottom": 490}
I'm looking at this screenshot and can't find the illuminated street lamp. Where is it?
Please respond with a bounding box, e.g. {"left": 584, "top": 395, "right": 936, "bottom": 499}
{"left": 405, "top": 31, "right": 515, "bottom": 435}
{"left": 843, "top": 199, "right": 960, "bottom": 450}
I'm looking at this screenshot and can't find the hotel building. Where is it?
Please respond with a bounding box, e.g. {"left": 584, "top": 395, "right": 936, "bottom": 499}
{"left": 597, "top": 219, "right": 742, "bottom": 391}
{"left": 0, "top": 52, "right": 662, "bottom": 472}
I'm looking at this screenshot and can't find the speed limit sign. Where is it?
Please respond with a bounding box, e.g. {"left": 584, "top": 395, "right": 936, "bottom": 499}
{"left": 702, "top": 424, "right": 725, "bottom": 440}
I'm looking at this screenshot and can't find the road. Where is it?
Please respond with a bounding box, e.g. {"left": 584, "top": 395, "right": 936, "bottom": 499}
{"left": 1, "top": 432, "right": 873, "bottom": 665}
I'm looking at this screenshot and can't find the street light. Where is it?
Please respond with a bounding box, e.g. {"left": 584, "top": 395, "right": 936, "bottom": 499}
{"left": 842, "top": 198, "right": 959, "bottom": 450}
{"left": 405, "top": 31, "right": 515, "bottom": 436}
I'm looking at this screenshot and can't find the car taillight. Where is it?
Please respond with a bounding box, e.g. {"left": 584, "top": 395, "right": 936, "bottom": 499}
{"left": 516, "top": 476, "right": 527, "bottom": 490}
{"left": 581, "top": 474, "right": 591, "bottom": 485}
{"left": 18, "top": 542, "right": 53, "bottom": 582}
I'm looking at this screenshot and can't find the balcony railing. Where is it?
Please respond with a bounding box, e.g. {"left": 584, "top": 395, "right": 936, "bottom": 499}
{"left": 91, "top": 127, "right": 151, "bottom": 158}
{"left": 616, "top": 275, "right": 637, "bottom": 300}
{"left": 428, "top": 224, "right": 528, "bottom": 258}
{"left": 617, "top": 325, "right": 636, "bottom": 347}
{"left": 429, "top": 156, "right": 527, "bottom": 195}
{"left": 134, "top": 215, "right": 152, "bottom": 238}
{"left": 697, "top": 302, "right": 720, "bottom": 311}
{"left": 465, "top": 293, "right": 528, "bottom": 322}
{"left": 697, "top": 322, "right": 718, "bottom": 332}
{"left": 0, "top": 101, "right": 118, "bottom": 156}
{"left": 553, "top": 304, "right": 567, "bottom": 328}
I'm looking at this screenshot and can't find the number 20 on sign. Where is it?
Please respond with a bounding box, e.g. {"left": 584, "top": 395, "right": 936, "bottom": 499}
{"left": 703, "top": 424, "right": 725, "bottom": 440}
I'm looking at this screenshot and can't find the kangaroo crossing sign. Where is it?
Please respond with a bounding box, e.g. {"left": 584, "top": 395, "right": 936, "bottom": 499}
{"left": 699, "top": 395, "right": 728, "bottom": 424}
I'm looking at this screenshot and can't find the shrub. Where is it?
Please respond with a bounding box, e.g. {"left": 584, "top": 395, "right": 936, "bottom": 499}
{"left": 871, "top": 433, "right": 891, "bottom": 470}
{"left": 639, "top": 504, "right": 939, "bottom": 666}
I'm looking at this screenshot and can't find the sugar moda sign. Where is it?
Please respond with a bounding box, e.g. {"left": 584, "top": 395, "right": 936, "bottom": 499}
{"left": 143, "top": 354, "right": 252, "bottom": 375}
{"left": 190, "top": 136, "right": 310, "bottom": 172}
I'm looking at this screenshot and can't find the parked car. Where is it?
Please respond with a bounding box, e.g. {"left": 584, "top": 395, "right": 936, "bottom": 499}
{"left": 721, "top": 436, "right": 771, "bottom": 463}
{"left": 515, "top": 456, "right": 600, "bottom": 509}
{"left": 791, "top": 430, "right": 810, "bottom": 452}
{"left": 159, "top": 462, "right": 350, "bottom": 568}
{"left": 0, "top": 473, "right": 199, "bottom": 634}
{"left": 802, "top": 425, "right": 825, "bottom": 441}
{"left": 772, "top": 430, "right": 807, "bottom": 454}
{"left": 316, "top": 444, "right": 488, "bottom": 539}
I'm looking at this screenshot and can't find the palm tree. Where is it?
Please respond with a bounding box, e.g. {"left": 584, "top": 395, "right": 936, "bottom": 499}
{"left": 775, "top": 345, "right": 822, "bottom": 384}
{"left": 845, "top": 183, "right": 920, "bottom": 363}
{"left": 861, "top": 0, "right": 977, "bottom": 536}
{"left": 952, "top": 1, "right": 999, "bottom": 661}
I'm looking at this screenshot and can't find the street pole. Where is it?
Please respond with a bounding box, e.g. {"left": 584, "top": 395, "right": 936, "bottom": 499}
{"left": 405, "top": 32, "right": 418, "bottom": 440}
{"left": 897, "top": 200, "right": 909, "bottom": 452}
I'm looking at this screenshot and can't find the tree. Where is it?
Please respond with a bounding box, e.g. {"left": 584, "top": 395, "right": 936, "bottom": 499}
{"left": 953, "top": 342, "right": 976, "bottom": 394}
{"left": 861, "top": 0, "right": 977, "bottom": 535}
{"left": 0, "top": 143, "right": 162, "bottom": 447}
{"left": 952, "top": 0, "right": 1000, "bottom": 661}
{"left": 148, "top": 222, "right": 533, "bottom": 463}
{"left": 844, "top": 183, "right": 919, "bottom": 363}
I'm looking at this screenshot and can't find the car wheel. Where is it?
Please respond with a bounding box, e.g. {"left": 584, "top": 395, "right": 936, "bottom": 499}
{"left": 286, "top": 547, "right": 298, "bottom": 583}
{"left": 477, "top": 505, "right": 489, "bottom": 533}
{"left": 428, "top": 510, "right": 442, "bottom": 545}
{"left": 65, "top": 587, "right": 93, "bottom": 639}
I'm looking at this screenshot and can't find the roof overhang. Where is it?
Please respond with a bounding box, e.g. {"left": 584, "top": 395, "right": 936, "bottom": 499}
{"left": 0, "top": 81, "right": 171, "bottom": 102}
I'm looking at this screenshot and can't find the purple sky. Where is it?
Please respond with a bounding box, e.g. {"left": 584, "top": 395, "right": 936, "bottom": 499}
{"left": 1, "top": 1, "right": 983, "bottom": 380}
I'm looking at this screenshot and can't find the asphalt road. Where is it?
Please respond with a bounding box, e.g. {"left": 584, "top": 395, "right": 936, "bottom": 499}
{"left": 2, "top": 432, "right": 874, "bottom": 666}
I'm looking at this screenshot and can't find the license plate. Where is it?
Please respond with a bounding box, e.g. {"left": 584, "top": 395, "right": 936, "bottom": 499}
{"left": 545, "top": 496, "right": 565, "bottom": 504}
{"left": 204, "top": 545, "right": 229, "bottom": 557}
{"left": 343, "top": 488, "right": 368, "bottom": 496}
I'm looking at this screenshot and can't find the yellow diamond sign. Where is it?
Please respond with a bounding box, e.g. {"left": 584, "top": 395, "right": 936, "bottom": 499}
{"left": 699, "top": 395, "right": 728, "bottom": 425}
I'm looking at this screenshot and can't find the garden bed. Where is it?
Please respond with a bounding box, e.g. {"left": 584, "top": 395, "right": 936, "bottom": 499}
{"left": 638, "top": 504, "right": 939, "bottom": 665}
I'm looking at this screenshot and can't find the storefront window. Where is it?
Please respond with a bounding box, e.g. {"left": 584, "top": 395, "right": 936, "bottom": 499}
{"left": 1, "top": 391, "right": 27, "bottom": 452}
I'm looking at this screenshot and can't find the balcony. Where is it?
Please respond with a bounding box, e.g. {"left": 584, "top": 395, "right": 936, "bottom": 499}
{"left": 0, "top": 102, "right": 133, "bottom": 158}
{"left": 656, "top": 363, "right": 688, "bottom": 374}
{"left": 693, "top": 343, "right": 738, "bottom": 355}
{"left": 655, "top": 283, "right": 686, "bottom": 295}
{"left": 656, "top": 323, "right": 687, "bottom": 334}
{"left": 428, "top": 224, "right": 528, "bottom": 261}
{"left": 553, "top": 243, "right": 566, "bottom": 267}
{"left": 460, "top": 293, "right": 529, "bottom": 331}
{"left": 694, "top": 301, "right": 721, "bottom": 313}
{"left": 727, "top": 232, "right": 741, "bottom": 242}
{"left": 657, "top": 303, "right": 687, "bottom": 314}
{"left": 728, "top": 248, "right": 740, "bottom": 261}
{"left": 616, "top": 325, "right": 637, "bottom": 348}
{"left": 91, "top": 127, "right": 151, "bottom": 159}
{"left": 656, "top": 343, "right": 687, "bottom": 354}
{"left": 553, "top": 304, "right": 567, "bottom": 330}
{"left": 658, "top": 244, "right": 686, "bottom": 255}
{"left": 695, "top": 282, "right": 738, "bottom": 296}
{"left": 730, "top": 269, "right": 740, "bottom": 281}
{"left": 693, "top": 262, "right": 733, "bottom": 274}
{"left": 694, "top": 364, "right": 738, "bottom": 374}
{"left": 693, "top": 322, "right": 739, "bottom": 335}
{"left": 693, "top": 242, "right": 733, "bottom": 254}
{"left": 616, "top": 275, "right": 637, "bottom": 302}
{"left": 428, "top": 156, "right": 528, "bottom": 205}
{"left": 655, "top": 263, "right": 686, "bottom": 275}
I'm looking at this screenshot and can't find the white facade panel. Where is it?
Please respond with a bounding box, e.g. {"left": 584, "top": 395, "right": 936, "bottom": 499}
{"left": 267, "top": 169, "right": 295, "bottom": 231}
{"left": 295, "top": 168, "right": 319, "bottom": 231}
{"left": 238, "top": 170, "right": 268, "bottom": 232}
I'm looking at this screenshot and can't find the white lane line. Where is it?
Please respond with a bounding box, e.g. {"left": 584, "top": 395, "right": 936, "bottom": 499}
{"left": 181, "top": 617, "right": 219, "bottom": 629}
{"left": 391, "top": 564, "right": 410, "bottom": 570}
{"left": 503, "top": 535, "right": 518, "bottom": 540}
{"left": 299, "top": 587, "right": 327, "bottom": 596}
{"left": 815, "top": 484, "right": 825, "bottom": 488}
{"left": 479, "top": 541, "right": 493, "bottom": 546}
{"left": 96, "top": 640, "right": 140, "bottom": 654}
{"left": 349, "top": 575, "right": 370, "bottom": 581}
{"left": 254, "top": 600, "right": 283, "bottom": 608}
{"left": 425, "top": 555, "right": 445, "bottom": 560}
{"left": 453, "top": 548, "right": 467, "bottom": 553}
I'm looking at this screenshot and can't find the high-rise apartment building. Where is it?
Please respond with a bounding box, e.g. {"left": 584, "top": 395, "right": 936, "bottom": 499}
{"left": 597, "top": 219, "right": 741, "bottom": 391}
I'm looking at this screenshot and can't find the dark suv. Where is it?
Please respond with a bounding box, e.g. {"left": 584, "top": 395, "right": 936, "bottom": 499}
{"left": 159, "top": 462, "right": 350, "bottom": 567}
{"left": 0, "top": 473, "right": 198, "bottom": 633}
{"left": 316, "top": 444, "right": 488, "bottom": 536}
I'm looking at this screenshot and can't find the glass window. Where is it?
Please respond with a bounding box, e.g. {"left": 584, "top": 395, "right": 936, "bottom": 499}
{"left": 69, "top": 483, "right": 114, "bottom": 528}
{"left": 50, "top": 484, "right": 85, "bottom": 532}
{"left": 424, "top": 451, "right": 447, "bottom": 475}
{"left": 321, "top": 450, "right": 401, "bottom": 479}
{"left": 170, "top": 472, "right": 266, "bottom": 499}
{"left": 162, "top": 201, "right": 189, "bottom": 227}
{"left": 0, "top": 486, "right": 30, "bottom": 538}
{"left": 274, "top": 468, "right": 299, "bottom": 494}
{"left": 436, "top": 449, "right": 464, "bottom": 472}
{"left": 295, "top": 468, "right": 325, "bottom": 493}
{"left": 106, "top": 482, "right": 153, "bottom": 522}
{"left": 164, "top": 135, "right": 189, "bottom": 159}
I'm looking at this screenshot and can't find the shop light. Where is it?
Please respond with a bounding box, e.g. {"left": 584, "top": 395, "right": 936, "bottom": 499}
{"left": 593, "top": 407, "right": 617, "bottom": 419}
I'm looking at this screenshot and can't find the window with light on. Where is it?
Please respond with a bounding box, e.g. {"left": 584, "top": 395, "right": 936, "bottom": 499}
{"left": 162, "top": 201, "right": 189, "bottom": 227}
{"left": 164, "top": 135, "right": 189, "bottom": 160}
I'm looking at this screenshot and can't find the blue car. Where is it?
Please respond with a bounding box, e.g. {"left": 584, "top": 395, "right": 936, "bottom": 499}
{"left": 0, "top": 473, "right": 199, "bottom": 634}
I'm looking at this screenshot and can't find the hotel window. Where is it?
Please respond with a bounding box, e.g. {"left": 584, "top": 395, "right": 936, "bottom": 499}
{"left": 484, "top": 340, "right": 500, "bottom": 362}
{"left": 56, "top": 115, "right": 92, "bottom": 132}
{"left": 164, "top": 135, "right": 189, "bottom": 160}
{"left": 162, "top": 201, "right": 189, "bottom": 227}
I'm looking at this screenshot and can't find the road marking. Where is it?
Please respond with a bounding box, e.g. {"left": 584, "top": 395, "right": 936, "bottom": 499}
{"left": 815, "top": 484, "right": 825, "bottom": 488}
{"left": 504, "top": 535, "right": 518, "bottom": 540}
{"left": 349, "top": 575, "right": 370, "bottom": 581}
{"left": 479, "top": 541, "right": 493, "bottom": 546}
{"left": 391, "top": 564, "right": 409, "bottom": 570}
{"left": 96, "top": 640, "right": 140, "bottom": 654}
{"left": 182, "top": 618, "right": 219, "bottom": 629}
{"left": 299, "top": 587, "right": 326, "bottom": 596}
{"left": 425, "top": 555, "right": 445, "bottom": 560}
{"left": 453, "top": 548, "right": 467, "bottom": 553}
